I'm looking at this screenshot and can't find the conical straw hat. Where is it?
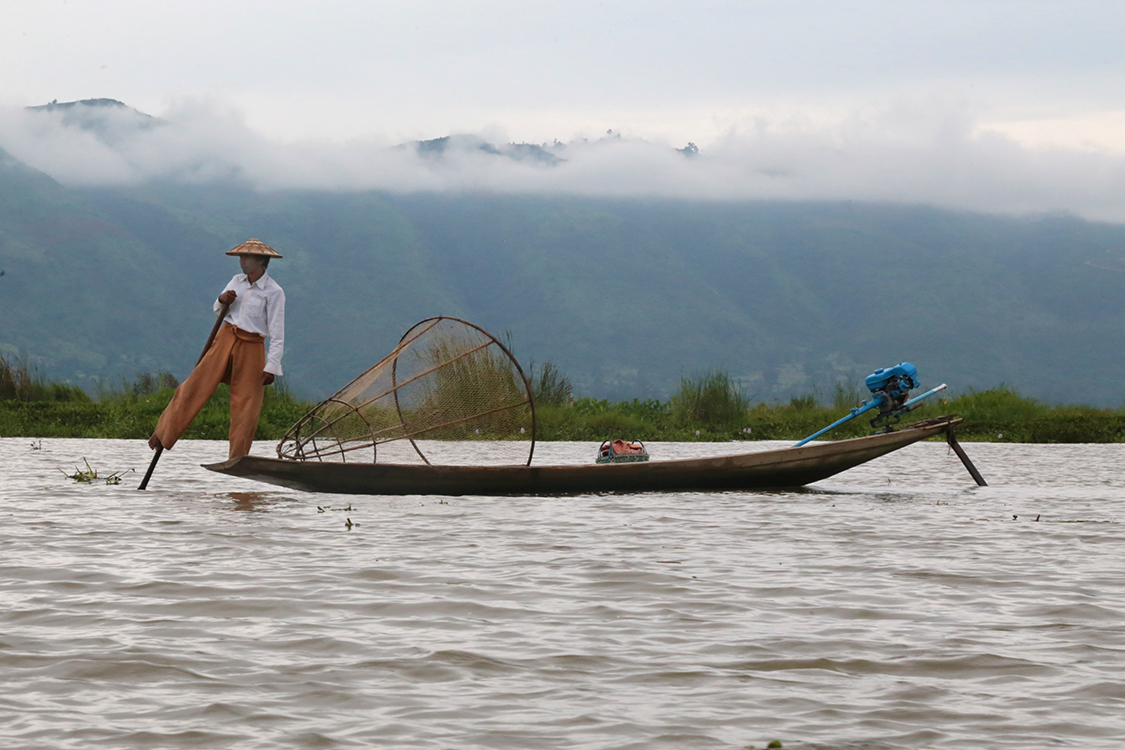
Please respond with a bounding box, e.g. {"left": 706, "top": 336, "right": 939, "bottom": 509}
{"left": 226, "top": 238, "right": 283, "bottom": 258}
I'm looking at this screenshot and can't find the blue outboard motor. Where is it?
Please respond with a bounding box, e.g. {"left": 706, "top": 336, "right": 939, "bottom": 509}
{"left": 795, "top": 362, "right": 946, "bottom": 446}
{"left": 865, "top": 362, "right": 919, "bottom": 416}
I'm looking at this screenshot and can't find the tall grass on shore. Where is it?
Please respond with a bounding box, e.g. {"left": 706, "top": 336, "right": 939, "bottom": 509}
{"left": 922, "top": 386, "right": 1125, "bottom": 443}
{"left": 670, "top": 368, "right": 751, "bottom": 425}
{"left": 535, "top": 377, "right": 1125, "bottom": 443}
{"left": 6, "top": 361, "right": 1125, "bottom": 443}
{"left": 0, "top": 354, "right": 89, "bottom": 403}
{"left": 93, "top": 370, "right": 180, "bottom": 402}
{"left": 529, "top": 361, "right": 574, "bottom": 407}
{"left": 832, "top": 381, "right": 865, "bottom": 411}
{"left": 0, "top": 369, "right": 307, "bottom": 441}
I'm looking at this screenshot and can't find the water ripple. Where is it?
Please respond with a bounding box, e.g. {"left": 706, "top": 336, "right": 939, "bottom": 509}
{"left": 3, "top": 438, "right": 1125, "bottom": 748}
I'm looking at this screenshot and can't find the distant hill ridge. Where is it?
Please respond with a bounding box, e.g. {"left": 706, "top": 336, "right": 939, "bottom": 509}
{"left": 25, "top": 98, "right": 161, "bottom": 144}
{"left": 28, "top": 98, "right": 134, "bottom": 111}
{"left": 411, "top": 135, "right": 565, "bottom": 165}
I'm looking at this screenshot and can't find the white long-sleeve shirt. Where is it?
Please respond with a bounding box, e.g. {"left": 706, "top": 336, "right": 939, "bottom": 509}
{"left": 213, "top": 271, "right": 286, "bottom": 376}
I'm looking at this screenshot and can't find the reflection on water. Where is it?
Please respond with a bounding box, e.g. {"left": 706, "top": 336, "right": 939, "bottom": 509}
{"left": 226, "top": 491, "right": 276, "bottom": 512}
{"left": 2, "top": 437, "right": 1125, "bottom": 749}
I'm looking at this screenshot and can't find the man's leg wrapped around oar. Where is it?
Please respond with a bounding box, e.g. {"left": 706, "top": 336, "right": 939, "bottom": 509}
{"left": 152, "top": 324, "right": 266, "bottom": 459}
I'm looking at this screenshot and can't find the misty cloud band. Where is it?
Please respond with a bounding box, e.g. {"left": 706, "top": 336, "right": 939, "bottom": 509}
{"left": 2, "top": 100, "right": 1124, "bottom": 222}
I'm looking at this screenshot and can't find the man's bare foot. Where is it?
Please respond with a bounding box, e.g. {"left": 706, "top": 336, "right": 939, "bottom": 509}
{"left": 148, "top": 434, "right": 164, "bottom": 450}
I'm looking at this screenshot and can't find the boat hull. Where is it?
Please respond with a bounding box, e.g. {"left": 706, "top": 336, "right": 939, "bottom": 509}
{"left": 204, "top": 416, "right": 962, "bottom": 496}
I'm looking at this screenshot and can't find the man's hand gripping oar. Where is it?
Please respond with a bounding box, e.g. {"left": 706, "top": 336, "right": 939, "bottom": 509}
{"left": 138, "top": 298, "right": 233, "bottom": 490}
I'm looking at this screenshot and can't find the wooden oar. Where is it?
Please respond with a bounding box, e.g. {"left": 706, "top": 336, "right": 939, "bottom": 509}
{"left": 198, "top": 301, "right": 232, "bottom": 366}
{"left": 138, "top": 302, "right": 231, "bottom": 490}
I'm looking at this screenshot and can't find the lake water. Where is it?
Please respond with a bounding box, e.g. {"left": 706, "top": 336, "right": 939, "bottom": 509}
{"left": 2, "top": 437, "right": 1124, "bottom": 749}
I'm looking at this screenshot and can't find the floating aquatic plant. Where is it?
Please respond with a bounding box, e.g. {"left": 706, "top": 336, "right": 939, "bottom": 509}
{"left": 103, "top": 468, "right": 135, "bottom": 485}
{"left": 60, "top": 458, "right": 97, "bottom": 482}
{"left": 60, "top": 459, "right": 134, "bottom": 484}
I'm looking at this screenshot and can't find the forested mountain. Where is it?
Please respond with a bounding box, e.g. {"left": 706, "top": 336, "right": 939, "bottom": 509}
{"left": 3, "top": 145, "right": 1125, "bottom": 405}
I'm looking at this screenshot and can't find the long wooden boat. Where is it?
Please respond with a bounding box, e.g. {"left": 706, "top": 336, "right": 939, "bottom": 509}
{"left": 203, "top": 416, "right": 962, "bottom": 496}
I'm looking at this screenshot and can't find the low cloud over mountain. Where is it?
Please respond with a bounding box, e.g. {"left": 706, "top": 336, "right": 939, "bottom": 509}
{"left": 2, "top": 97, "right": 1125, "bottom": 221}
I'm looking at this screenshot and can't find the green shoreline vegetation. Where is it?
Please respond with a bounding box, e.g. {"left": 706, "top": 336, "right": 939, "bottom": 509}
{"left": 3, "top": 355, "right": 1124, "bottom": 443}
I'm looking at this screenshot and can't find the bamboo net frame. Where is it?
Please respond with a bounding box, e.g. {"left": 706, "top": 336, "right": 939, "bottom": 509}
{"left": 277, "top": 317, "right": 536, "bottom": 466}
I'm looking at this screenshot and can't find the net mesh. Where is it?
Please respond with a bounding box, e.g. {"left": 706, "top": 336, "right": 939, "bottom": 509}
{"left": 277, "top": 317, "right": 536, "bottom": 466}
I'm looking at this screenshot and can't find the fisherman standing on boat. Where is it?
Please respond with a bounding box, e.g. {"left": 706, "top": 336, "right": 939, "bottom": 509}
{"left": 148, "top": 238, "right": 286, "bottom": 459}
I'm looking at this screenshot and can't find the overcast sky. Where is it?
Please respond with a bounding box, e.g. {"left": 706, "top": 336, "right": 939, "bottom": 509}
{"left": 3, "top": 0, "right": 1125, "bottom": 220}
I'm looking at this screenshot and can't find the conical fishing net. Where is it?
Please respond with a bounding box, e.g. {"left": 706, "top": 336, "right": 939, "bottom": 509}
{"left": 278, "top": 317, "right": 536, "bottom": 466}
